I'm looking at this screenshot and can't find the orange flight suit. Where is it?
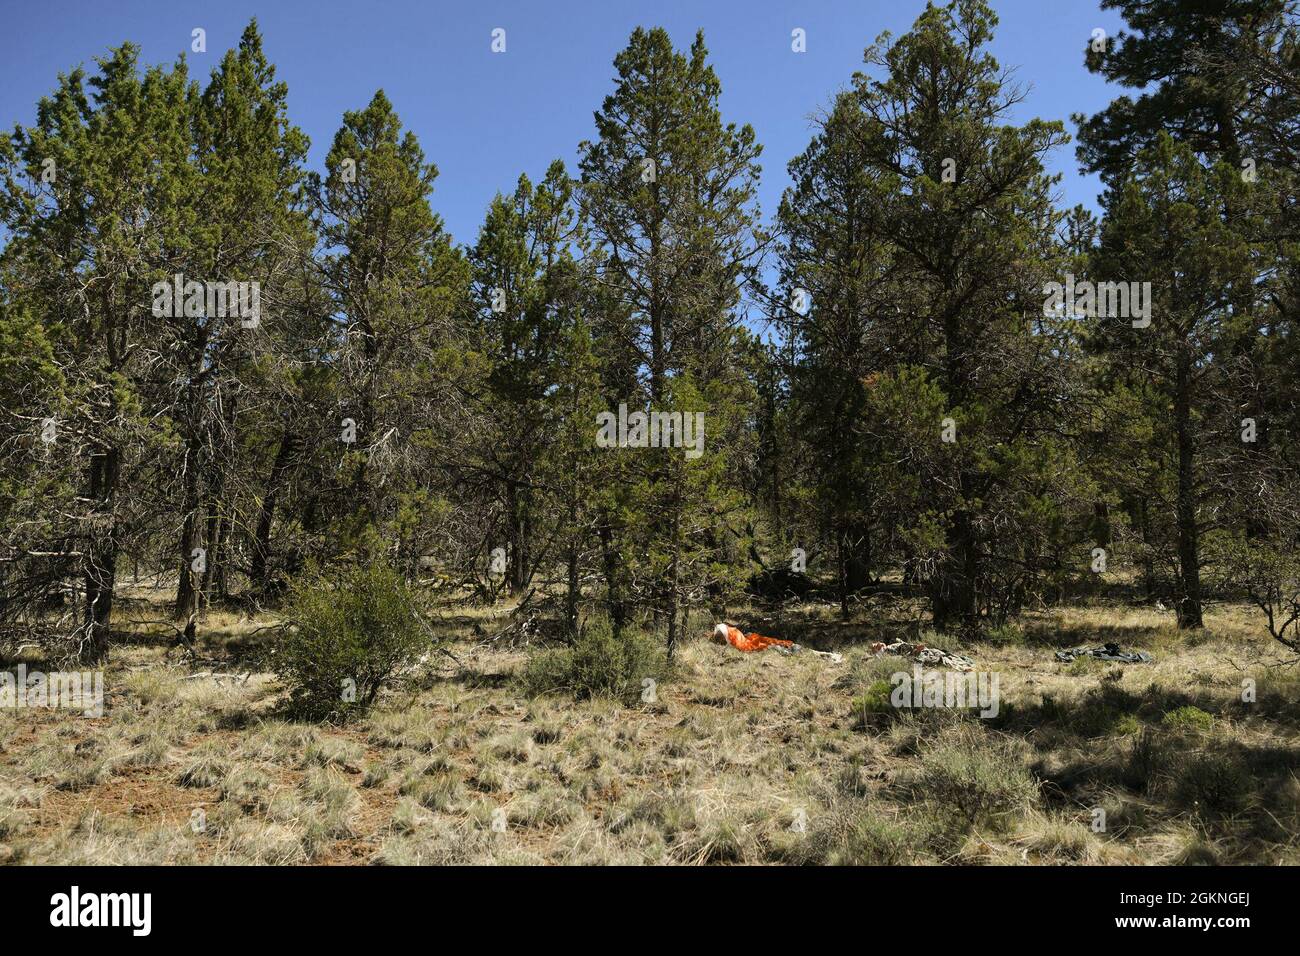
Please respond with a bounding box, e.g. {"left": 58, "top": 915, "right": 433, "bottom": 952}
{"left": 720, "top": 624, "right": 795, "bottom": 653}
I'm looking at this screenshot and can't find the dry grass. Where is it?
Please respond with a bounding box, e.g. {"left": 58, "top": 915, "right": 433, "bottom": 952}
{"left": 0, "top": 597, "right": 1297, "bottom": 865}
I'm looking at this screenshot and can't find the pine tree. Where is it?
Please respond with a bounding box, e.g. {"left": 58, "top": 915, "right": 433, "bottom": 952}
{"left": 308, "top": 90, "right": 469, "bottom": 562}
{"left": 168, "top": 21, "right": 312, "bottom": 632}
{"left": 542, "top": 313, "right": 611, "bottom": 634}
{"left": 0, "top": 44, "right": 193, "bottom": 661}
{"left": 1075, "top": 0, "right": 1292, "bottom": 185}
{"left": 778, "top": 91, "right": 895, "bottom": 616}
{"left": 1088, "top": 134, "right": 1257, "bottom": 628}
{"left": 468, "top": 161, "right": 583, "bottom": 594}
{"left": 578, "top": 27, "right": 763, "bottom": 654}
{"left": 801, "top": 0, "right": 1079, "bottom": 633}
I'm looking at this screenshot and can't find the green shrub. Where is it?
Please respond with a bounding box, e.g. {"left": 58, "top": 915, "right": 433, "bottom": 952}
{"left": 911, "top": 726, "right": 1039, "bottom": 831}
{"left": 850, "top": 679, "right": 897, "bottom": 729}
{"left": 825, "top": 812, "right": 917, "bottom": 865}
{"left": 519, "top": 616, "right": 666, "bottom": 702}
{"left": 1066, "top": 655, "right": 1105, "bottom": 676}
{"left": 983, "top": 621, "right": 1025, "bottom": 647}
{"left": 1174, "top": 752, "right": 1251, "bottom": 818}
{"left": 1122, "top": 727, "right": 1169, "bottom": 794}
{"left": 1112, "top": 714, "right": 1142, "bottom": 736}
{"left": 1161, "top": 705, "right": 1214, "bottom": 733}
{"left": 781, "top": 800, "right": 918, "bottom": 866}
{"left": 854, "top": 679, "right": 895, "bottom": 713}
{"left": 277, "top": 563, "right": 430, "bottom": 721}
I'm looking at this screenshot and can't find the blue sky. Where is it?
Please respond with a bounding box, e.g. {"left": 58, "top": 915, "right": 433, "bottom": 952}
{"left": 1, "top": 0, "right": 1124, "bottom": 248}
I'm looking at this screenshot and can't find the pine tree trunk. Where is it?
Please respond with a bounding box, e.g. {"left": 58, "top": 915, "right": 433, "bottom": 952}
{"left": 81, "top": 448, "right": 120, "bottom": 664}
{"left": 565, "top": 543, "right": 579, "bottom": 637}
{"left": 201, "top": 499, "right": 229, "bottom": 605}
{"left": 507, "top": 481, "right": 530, "bottom": 594}
{"left": 665, "top": 506, "right": 682, "bottom": 660}
{"left": 175, "top": 436, "right": 202, "bottom": 623}
{"left": 1138, "top": 497, "right": 1156, "bottom": 601}
{"left": 933, "top": 304, "right": 980, "bottom": 633}
{"left": 251, "top": 430, "right": 296, "bottom": 587}
{"left": 598, "top": 519, "right": 626, "bottom": 632}
{"left": 840, "top": 519, "right": 871, "bottom": 617}
{"left": 933, "top": 508, "right": 979, "bottom": 632}
{"left": 1174, "top": 353, "right": 1203, "bottom": 628}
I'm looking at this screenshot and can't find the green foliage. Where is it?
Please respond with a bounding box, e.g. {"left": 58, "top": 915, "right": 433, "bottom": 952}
{"left": 781, "top": 801, "right": 918, "bottom": 866}
{"left": 307, "top": 88, "right": 472, "bottom": 563}
{"left": 911, "top": 726, "right": 1040, "bottom": 831}
{"left": 1076, "top": 0, "right": 1292, "bottom": 184}
{"left": 578, "top": 25, "right": 763, "bottom": 651}
{"left": 519, "top": 616, "right": 668, "bottom": 702}
{"left": 0, "top": 2, "right": 1297, "bottom": 676}
{"left": 1224, "top": 532, "right": 1300, "bottom": 654}
{"left": 1086, "top": 132, "right": 1258, "bottom": 628}
{"left": 1173, "top": 751, "right": 1251, "bottom": 818}
{"left": 1112, "top": 713, "right": 1142, "bottom": 736}
{"left": 850, "top": 679, "right": 897, "bottom": 729}
{"left": 1161, "top": 705, "right": 1214, "bottom": 733}
{"left": 1123, "top": 727, "right": 1169, "bottom": 793}
{"left": 278, "top": 564, "right": 431, "bottom": 721}
{"left": 0, "top": 304, "right": 65, "bottom": 525}
{"left": 983, "top": 621, "right": 1026, "bottom": 647}
{"left": 465, "top": 160, "right": 591, "bottom": 598}
{"left": 776, "top": 0, "right": 1088, "bottom": 630}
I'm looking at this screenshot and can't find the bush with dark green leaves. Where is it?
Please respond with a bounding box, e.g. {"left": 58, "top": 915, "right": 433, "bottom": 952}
{"left": 519, "top": 616, "right": 666, "bottom": 702}
{"left": 277, "top": 564, "right": 430, "bottom": 720}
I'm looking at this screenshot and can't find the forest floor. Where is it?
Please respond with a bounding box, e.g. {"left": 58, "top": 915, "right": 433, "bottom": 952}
{"left": 2, "top": 593, "right": 1299, "bottom": 865}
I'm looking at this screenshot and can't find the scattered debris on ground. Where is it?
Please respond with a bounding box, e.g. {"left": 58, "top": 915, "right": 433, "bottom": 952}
{"left": 1054, "top": 642, "right": 1152, "bottom": 664}
{"left": 870, "top": 640, "right": 975, "bottom": 672}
